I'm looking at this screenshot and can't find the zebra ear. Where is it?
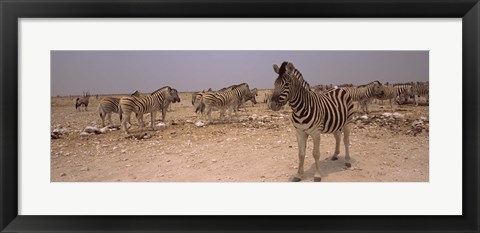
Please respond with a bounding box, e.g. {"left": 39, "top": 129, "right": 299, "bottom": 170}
{"left": 273, "top": 64, "right": 279, "bottom": 74}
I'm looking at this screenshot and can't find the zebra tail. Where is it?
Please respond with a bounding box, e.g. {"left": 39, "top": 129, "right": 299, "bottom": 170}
{"left": 98, "top": 104, "right": 103, "bottom": 118}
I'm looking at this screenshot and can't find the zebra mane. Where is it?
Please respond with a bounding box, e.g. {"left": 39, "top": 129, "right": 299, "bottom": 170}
{"left": 357, "top": 80, "right": 382, "bottom": 88}
{"left": 278, "top": 62, "right": 311, "bottom": 91}
{"left": 151, "top": 86, "right": 172, "bottom": 96}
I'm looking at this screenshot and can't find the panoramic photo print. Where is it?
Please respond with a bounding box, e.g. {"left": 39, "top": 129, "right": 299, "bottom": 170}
{"left": 51, "top": 50, "right": 429, "bottom": 182}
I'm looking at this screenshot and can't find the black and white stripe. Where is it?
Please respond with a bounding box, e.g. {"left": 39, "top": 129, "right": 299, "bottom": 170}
{"left": 270, "top": 62, "right": 355, "bottom": 182}
{"left": 340, "top": 81, "right": 383, "bottom": 113}
{"left": 152, "top": 87, "right": 181, "bottom": 123}
{"left": 374, "top": 84, "right": 413, "bottom": 111}
{"left": 119, "top": 86, "right": 180, "bottom": 133}
{"left": 199, "top": 84, "right": 251, "bottom": 123}
{"left": 411, "top": 82, "right": 429, "bottom": 106}
{"left": 98, "top": 91, "right": 140, "bottom": 127}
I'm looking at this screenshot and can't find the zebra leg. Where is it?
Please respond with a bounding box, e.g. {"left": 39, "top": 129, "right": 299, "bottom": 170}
{"left": 311, "top": 132, "right": 322, "bottom": 182}
{"left": 136, "top": 113, "right": 144, "bottom": 128}
{"left": 343, "top": 125, "right": 352, "bottom": 168}
{"left": 107, "top": 112, "right": 113, "bottom": 126}
{"left": 206, "top": 106, "right": 213, "bottom": 124}
{"left": 364, "top": 100, "right": 370, "bottom": 113}
{"left": 121, "top": 113, "right": 129, "bottom": 134}
{"left": 330, "top": 131, "right": 341, "bottom": 161}
{"left": 292, "top": 129, "right": 308, "bottom": 182}
{"left": 162, "top": 108, "right": 167, "bottom": 123}
{"left": 151, "top": 111, "right": 156, "bottom": 130}
{"left": 99, "top": 110, "right": 106, "bottom": 127}
{"left": 227, "top": 107, "right": 233, "bottom": 123}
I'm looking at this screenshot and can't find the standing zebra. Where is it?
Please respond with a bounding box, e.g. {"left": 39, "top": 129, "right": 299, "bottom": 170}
{"left": 230, "top": 83, "right": 255, "bottom": 113}
{"left": 152, "top": 87, "right": 181, "bottom": 123}
{"left": 75, "top": 91, "right": 90, "bottom": 111}
{"left": 264, "top": 91, "right": 272, "bottom": 104}
{"left": 199, "top": 84, "right": 250, "bottom": 123}
{"left": 339, "top": 81, "right": 383, "bottom": 113}
{"left": 119, "top": 86, "right": 179, "bottom": 134}
{"left": 270, "top": 62, "right": 354, "bottom": 182}
{"left": 98, "top": 90, "right": 140, "bottom": 127}
{"left": 193, "top": 91, "right": 207, "bottom": 115}
{"left": 411, "top": 82, "right": 429, "bottom": 106}
{"left": 247, "top": 88, "right": 259, "bottom": 107}
{"left": 373, "top": 84, "right": 413, "bottom": 111}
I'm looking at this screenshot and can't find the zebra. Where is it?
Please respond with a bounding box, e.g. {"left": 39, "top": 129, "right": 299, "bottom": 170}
{"left": 199, "top": 85, "right": 249, "bottom": 123}
{"left": 119, "top": 86, "right": 180, "bottom": 134}
{"left": 251, "top": 88, "right": 258, "bottom": 96}
{"left": 270, "top": 62, "right": 354, "bottom": 182}
{"left": 228, "top": 83, "right": 256, "bottom": 113}
{"left": 98, "top": 90, "right": 140, "bottom": 127}
{"left": 237, "top": 92, "right": 257, "bottom": 112}
{"left": 75, "top": 91, "right": 90, "bottom": 111}
{"left": 411, "top": 82, "right": 429, "bottom": 106}
{"left": 246, "top": 88, "right": 258, "bottom": 107}
{"left": 264, "top": 91, "right": 272, "bottom": 104}
{"left": 152, "top": 87, "right": 181, "bottom": 123}
{"left": 373, "top": 84, "right": 413, "bottom": 111}
{"left": 339, "top": 80, "right": 383, "bottom": 113}
{"left": 193, "top": 91, "right": 205, "bottom": 113}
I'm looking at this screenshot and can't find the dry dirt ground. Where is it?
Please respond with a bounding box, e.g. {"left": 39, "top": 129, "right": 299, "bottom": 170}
{"left": 51, "top": 91, "right": 429, "bottom": 182}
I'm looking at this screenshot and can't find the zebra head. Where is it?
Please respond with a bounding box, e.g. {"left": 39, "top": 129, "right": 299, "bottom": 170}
{"left": 370, "top": 80, "right": 384, "bottom": 98}
{"left": 244, "top": 92, "right": 257, "bottom": 104}
{"left": 169, "top": 88, "right": 181, "bottom": 103}
{"left": 270, "top": 62, "right": 294, "bottom": 111}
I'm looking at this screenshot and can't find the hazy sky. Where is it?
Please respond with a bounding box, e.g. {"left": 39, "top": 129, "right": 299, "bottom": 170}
{"left": 51, "top": 50, "right": 428, "bottom": 96}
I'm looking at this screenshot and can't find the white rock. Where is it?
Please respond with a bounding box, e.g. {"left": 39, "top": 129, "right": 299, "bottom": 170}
{"left": 392, "top": 112, "right": 404, "bottom": 119}
{"left": 382, "top": 113, "right": 393, "bottom": 118}
{"left": 83, "top": 126, "right": 99, "bottom": 134}
{"left": 79, "top": 131, "right": 91, "bottom": 137}
{"left": 360, "top": 115, "right": 368, "bottom": 120}
{"left": 186, "top": 120, "right": 194, "bottom": 124}
{"left": 99, "top": 126, "right": 109, "bottom": 134}
{"left": 194, "top": 120, "right": 206, "bottom": 127}
{"left": 156, "top": 122, "right": 167, "bottom": 127}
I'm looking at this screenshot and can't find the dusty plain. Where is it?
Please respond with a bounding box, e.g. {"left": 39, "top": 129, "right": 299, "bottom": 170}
{"left": 51, "top": 90, "right": 429, "bottom": 182}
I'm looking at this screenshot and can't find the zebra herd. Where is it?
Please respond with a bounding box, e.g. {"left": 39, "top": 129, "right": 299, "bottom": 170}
{"left": 96, "top": 87, "right": 181, "bottom": 134}
{"left": 73, "top": 61, "right": 428, "bottom": 182}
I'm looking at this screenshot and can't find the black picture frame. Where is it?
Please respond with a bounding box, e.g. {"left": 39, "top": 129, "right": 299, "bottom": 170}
{"left": 1, "top": 0, "right": 479, "bottom": 232}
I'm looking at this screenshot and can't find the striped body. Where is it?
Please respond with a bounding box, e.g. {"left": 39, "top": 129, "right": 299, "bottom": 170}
{"left": 340, "top": 81, "right": 383, "bottom": 113}
{"left": 201, "top": 88, "right": 243, "bottom": 122}
{"left": 264, "top": 91, "right": 272, "bottom": 104}
{"left": 411, "top": 83, "right": 429, "bottom": 106}
{"left": 152, "top": 87, "right": 181, "bottom": 123}
{"left": 119, "top": 86, "right": 179, "bottom": 133}
{"left": 374, "top": 84, "right": 413, "bottom": 111}
{"left": 270, "top": 62, "right": 354, "bottom": 182}
{"left": 98, "top": 91, "right": 140, "bottom": 127}
{"left": 195, "top": 84, "right": 255, "bottom": 121}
